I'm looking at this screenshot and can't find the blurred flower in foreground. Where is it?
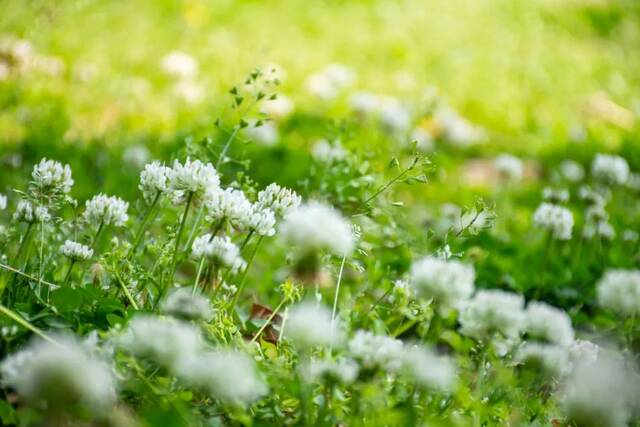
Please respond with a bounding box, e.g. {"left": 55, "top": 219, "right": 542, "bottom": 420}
{"left": 161, "top": 50, "right": 198, "bottom": 79}
{"left": 596, "top": 269, "right": 640, "bottom": 316}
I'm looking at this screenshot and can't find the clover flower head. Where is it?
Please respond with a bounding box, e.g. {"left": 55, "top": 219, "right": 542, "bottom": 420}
{"left": 401, "top": 346, "right": 457, "bottom": 392}
{"left": 285, "top": 302, "right": 343, "bottom": 349}
{"left": 542, "top": 188, "right": 569, "bottom": 204}
{"left": 242, "top": 205, "right": 276, "bottom": 236}
{"left": 167, "top": 158, "right": 220, "bottom": 205}
{"left": 31, "top": 158, "right": 73, "bottom": 196}
{"left": 245, "top": 120, "right": 279, "bottom": 146}
{"left": 533, "top": 202, "right": 573, "bottom": 240}
{"left": 122, "top": 145, "right": 150, "bottom": 169}
{"left": 191, "top": 234, "right": 246, "bottom": 272}
{"left": 204, "top": 187, "right": 252, "bottom": 226}
{"left": 517, "top": 343, "right": 569, "bottom": 377}
{"left": 161, "top": 50, "right": 198, "bottom": 79}
{"left": 60, "top": 240, "right": 94, "bottom": 261}
{"left": 311, "top": 139, "right": 348, "bottom": 164}
{"left": 525, "top": 301, "right": 574, "bottom": 346}
{"left": 596, "top": 269, "right": 640, "bottom": 316}
{"left": 13, "top": 200, "right": 51, "bottom": 223}
{"left": 260, "top": 95, "right": 294, "bottom": 120}
{"left": 139, "top": 161, "right": 170, "bottom": 204}
{"left": 256, "top": 183, "right": 301, "bottom": 217}
{"left": 459, "top": 290, "right": 525, "bottom": 341}
{"left": 348, "top": 330, "right": 405, "bottom": 371}
{"left": 303, "top": 357, "right": 359, "bottom": 384}
{"left": 82, "top": 194, "right": 129, "bottom": 227}
{"left": 591, "top": 153, "right": 629, "bottom": 185}
{"left": 161, "top": 287, "right": 213, "bottom": 321}
{"left": 560, "top": 160, "right": 585, "bottom": 182}
{"left": 409, "top": 256, "right": 475, "bottom": 307}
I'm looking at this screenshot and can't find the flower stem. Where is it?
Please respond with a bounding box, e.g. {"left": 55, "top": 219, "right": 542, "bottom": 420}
{"left": 114, "top": 271, "right": 139, "bottom": 310}
{"left": 192, "top": 258, "right": 206, "bottom": 295}
{"left": 129, "top": 192, "right": 160, "bottom": 257}
{"left": 0, "top": 304, "right": 56, "bottom": 343}
{"left": 170, "top": 192, "right": 194, "bottom": 280}
{"left": 62, "top": 260, "right": 76, "bottom": 286}
{"left": 250, "top": 297, "right": 286, "bottom": 344}
{"left": 228, "top": 235, "right": 263, "bottom": 313}
{"left": 216, "top": 127, "right": 239, "bottom": 169}
{"left": 329, "top": 255, "right": 347, "bottom": 353}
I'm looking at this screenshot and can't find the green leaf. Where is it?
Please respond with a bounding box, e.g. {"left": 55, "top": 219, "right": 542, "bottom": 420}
{"left": 51, "top": 287, "right": 84, "bottom": 313}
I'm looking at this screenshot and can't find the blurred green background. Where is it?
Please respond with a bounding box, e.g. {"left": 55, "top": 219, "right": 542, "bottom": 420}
{"left": 1, "top": 0, "right": 639, "bottom": 152}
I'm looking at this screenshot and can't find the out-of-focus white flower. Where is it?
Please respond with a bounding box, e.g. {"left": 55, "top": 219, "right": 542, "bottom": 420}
{"left": 173, "top": 80, "right": 204, "bottom": 105}
{"left": 459, "top": 290, "right": 525, "bottom": 341}
{"left": 582, "top": 221, "right": 616, "bottom": 241}
{"left": 0, "top": 194, "right": 6, "bottom": 210}
{"left": 579, "top": 185, "right": 608, "bottom": 207}
{"left": 596, "top": 269, "right": 640, "bottom": 316}
{"left": 285, "top": 302, "right": 343, "bottom": 349}
{"left": 627, "top": 172, "right": 640, "bottom": 191}
{"left": 204, "top": 187, "right": 253, "bottom": 226}
{"left": 591, "top": 153, "right": 630, "bottom": 185}
{"left": 31, "top": 158, "right": 73, "bottom": 196}
{"left": 306, "top": 63, "right": 356, "bottom": 100}
{"left": 139, "top": 161, "right": 171, "bottom": 204}
{"left": 116, "top": 315, "right": 203, "bottom": 369}
{"left": 256, "top": 183, "right": 301, "bottom": 217}
{"left": 245, "top": 120, "right": 279, "bottom": 146}
{"left": 82, "top": 194, "right": 129, "bottom": 227}
{"left": 517, "top": 343, "right": 569, "bottom": 377}
{"left": 524, "top": 301, "right": 574, "bottom": 346}
{"left": 13, "top": 200, "right": 51, "bottom": 223}
{"left": 560, "top": 160, "right": 585, "bottom": 182}
{"left": 176, "top": 350, "right": 266, "bottom": 404}
{"left": 161, "top": 51, "right": 198, "bottom": 79}
{"left": 409, "top": 256, "right": 475, "bottom": 308}
{"left": 532, "top": 202, "right": 574, "bottom": 240}
{"left": 568, "top": 340, "right": 599, "bottom": 367}
{"left": 458, "top": 208, "right": 495, "bottom": 235}
{"left": 60, "top": 240, "right": 94, "bottom": 261}
{"left": 349, "top": 91, "right": 379, "bottom": 117}
{"left": 280, "top": 201, "right": 354, "bottom": 256}
{"left": 348, "top": 330, "right": 404, "bottom": 371}
{"left": 401, "top": 346, "right": 457, "bottom": 392}
{"left": 435, "top": 107, "right": 484, "bottom": 147}
{"left": 122, "top": 145, "right": 150, "bottom": 169}
{"left": 410, "top": 127, "right": 435, "bottom": 152}
{"left": 495, "top": 154, "right": 523, "bottom": 182}
{"left": 260, "top": 95, "right": 294, "bottom": 120}
{"left": 191, "top": 234, "right": 246, "bottom": 272}
{"left": 263, "top": 62, "right": 286, "bottom": 83}
{"left": 167, "top": 158, "right": 220, "bottom": 205}
{"left": 311, "top": 139, "right": 347, "bottom": 163}
{"left": 303, "top": 357, "right": 359, "bottom": 384}
{"left": 542, "top": 188, "right": 570, "bottom": 204}
{"left": 161, "top": 287, "right": 213, "bottom": 321}
{"left": 0, "top": 335, "right": 116, "bottom": 413}
{"left": 560, "top": 351, "right": 640, "bottom": 427}
{"left": 323, "top": 63, "right": 356, "bottom": 88}
{"left": 379, "top": 97, "right": 411, "bottom": 134}
{"left": 623, "top": 230, "right": 639, "bottom": 242}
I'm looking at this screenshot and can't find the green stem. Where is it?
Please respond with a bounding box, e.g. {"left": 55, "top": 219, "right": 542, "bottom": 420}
{"left": 0, "top": 263, "right": 57, "bottom": 288}
{"left": 14, "top": 222, "right": 34, "bottom": 267}
{"left": 359, "top": 156, "right": 419, "bottom": 210}
{"left": 329, "top": 255, "right": 347, "bottom": 353}
{"left": 216, "top": 127, "right": 239, "bottom": 169}
{"left": 228, "top": 235, "right": 263, "bottom": 313}
{"left": 170, "top": 192, "right": 194, "bottom": 280}
{"left": 192, "top": 258, "right": 206, "bottom": 295}
{"left": 114, "top": 271, "right": 140, "bottom": 310}
{"left": 0, "top": 304, "right": 56, "bottom": 343}
{"left": 129, "top": 192, "right": 160, "bottom": 257}
{"left": 183, "top": 204, "right": 206, "bottom": 252}
{"left": 62, "top": 260, "right": 76, "bottom": 286}
{"left": 250, "top": 297, "right": 286, "bottom": 344}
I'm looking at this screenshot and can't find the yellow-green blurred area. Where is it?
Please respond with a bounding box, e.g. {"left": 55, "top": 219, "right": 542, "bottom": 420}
{"left": 1, "top": 0, "right": 639, "bottom": 150}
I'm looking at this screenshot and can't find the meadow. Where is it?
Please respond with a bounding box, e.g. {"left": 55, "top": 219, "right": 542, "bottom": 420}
{"left": 0, "top": 0, "right": 639, "bottom": 426}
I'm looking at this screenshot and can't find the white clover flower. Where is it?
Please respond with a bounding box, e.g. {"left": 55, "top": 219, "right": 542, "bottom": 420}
{"left": 191, "top": 234, "right": 246, "bottom": 272}
{"left": 494, "top": 154, "right": 523, "bottom": 182}
{"left": 560, "top": 351, "right": 640, "bottom": 427}
{"left": 280, "top": 201, "right": 354, "bottom": 256}
{"left": 517, "top": 343, "right": 569, "bottom": 377}
{"left": 256, "top": 183, "right": 301, "bottom": 217}
{"left": 204, "top": 187, "right": 252, "bottom": 226}
{"left": 579, "top": 185, "right": 608, "bottom": 206}
{"left": 242, "top": 205, "right": 276, "bottom": 236}
{"left": 591, "top": 153, "right": 629, "bottom": 185}
{"left": 161, "top": 287, "right": 213, "bottom": 321}
{"left": 260, "top": 95, "right": 294, "bottom": 120}
{"left": 82, "top": 194, "right": 129, "bottom": 227}
{"left": 627, "top": 172, "right": 640, "bottom": 191}
{"left": 0, "top": 335, "right": 116, "bottom": 412}
{"left": 524, "top": 301, "right": 574, "bottom": 346}
{"left": 435, "top": 107, "right": 484, "bottom": 147}
{"left": 582, "top": 221, "right": 616, "bottom": 241}
{"left": 378, "top": 97, "right": 411, "bottom": 134}
{"left": 410, "top": 127, "right": 435, "bottom": 152}
{"left": 161, "top": 51, "right": 198, "bottom": 79}
{"left": 166, "top": 158, "right": 220, "bottom": 205}
{"left": 532, "top": 202, "right": 574, "bottom": 240}
{"left": 459, "top": 290, "right": 525, "bottom": 341}
{"left": 285, "top": 302, "right": 343, "bottom": 349}
{"left": 348, "top": 330, "right": 404, "bottom": 371}
{"left": 306, "top": 64, "right": 356, "bottom": 100}
{"left": 596, "top": 269, "right": 640, "bottom": 316}
{"left": 323, "top": 63, "right": 357, "bottom": 88}
{"left": 542, "top": 188, "right": 569, "bottom": 204}
{"left": 30, "top": 158, "right": 73, "bottom": 196}
{"left": 122, "top": 144, "right": 150, "bottom": 169}
{"left": 303, "top": 357, "right": 359, "bottom": 384}
{"left": 176, "top": 350, "right": 266, "bottom": 404}
{"left": 311, "top": 139, "right": 347, "bottom": 164}
{"left": 560, "top": 160, "right": 585, "bottom": 182}
{"left": 401, "top": 346, "right": 457, "bottom": 392}
{"left": 409, "top": 256, "right": 475, "bottom": 308}
{"left": 139, "top": 161, "right": 170, "bottom": 204}
{"left": 245, "top": 120, "right": 279, "bottom": 146}
{"left": 568, "top": 340, "right": 599, "bottom": 367}
{"left": 349, "top": 91, "right": 380, "bottom": 117}
{"left": 173, "top": 80, "right": 204, "bottom": 104}
{"left": 13, "top": 200, "right": 50, "bottom": 223}
{"left": 116, "top": 315, "right": 203, "bottom": 369}
{"left": 0, "top": 194, "right": 6, "bottom": 210}
{"left": 623, "top": 230, "right": 639, "bottom": 242}
{"left": 60, "top": 240, "right": 94, "bottom": 261}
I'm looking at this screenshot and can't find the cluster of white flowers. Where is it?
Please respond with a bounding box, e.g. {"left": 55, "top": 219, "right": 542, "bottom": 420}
{"left": 532, "top": 202, "right": 574, "bottom": 240}
{"left": 379, "top": 97, "right": 411, "bottom": 134}
{"left": 30, "top": 158, "right": 73, "bottom": 196}
{"left": 582, "top": 204, "right": 616, "bottom": 240}
{"left": 578, "top": 185, "right": 608, "bottom": 207}
{"left": 0, "top": 194, "right": 5, "bottom": 210}
{"left": 260, "top": 95, "right": 294, "bottom": 120}
{"left": 494, "top": 154, "right": 523, "bottom": 182}
{"left": 409, "top": 256, "right": 475, "bottom": 308}
{"left": 434, "top": 107, "right": 485, "bottom": 147}
{"left": 347, "top": 330, "right": 404, "bottom": 371}
{"left": 161, "top": 51, "right": 198, "bottom": 79}
{"left": 242, "top": 205, "right": 276, "bottom": 236}
{"left": 0, "top": 335, "right": 116, "bottom": 413}
{"left": 516, "top": 342, "right": 570, "bottom": 377}
{"left": 204, "top": 187, "right": 252, "bottom": 226}
{"left": 311, "top": 139, "right": 348, "bottom": 163}
{"left": 161, "top": 287, "right": 213, "bottom": 321}
{"left": 596, "top": 269, "right": 640, "bottom": 316}
{"left": 177, "top": 350, "right": 266, "bottom": 404}
{"left": 82, "top": 194, "right": 129, "bottom": 227}
{"left": 349, "top": 91, "right": 379, "bottom": 117}
{"left": 166, "top": 159, "right": 220, "bottom": 204}
{"left": 13, "top": 200, "right": 51, "bottom": 223}
{"left": 245, "top": 120, "right": 279, "bottom": 146}
{"left": 542, "top": 188, "right": 569, "bottom": 204}
{"left": 191, "top": 234, "right": 246, "bottom": 272}
{"left": 139, "top": 161, "right": 171, "bottom": 204}
{"left": 256, "top": 183, "right": 301, "bottom": 217}
{"left": 285, "top": 302, "right": 343, "bottom": 349}
{"left": 524, "top": 301, "right": 574, "bottom": 346}
{"left": 591, "top": 153, "right": 630, "bottom": 185}
{"left": 306, "top": 63, "right": 356, "bottom": 101}
{"left": 280, "top": 201, "right": 354, "bottom": 256}
{"left": 459, "top": 290, "right": 525, "bottom": 341}
{"left": 60, "top": 240, "right": 94, "bottom": 261}
{"left": 302, "top": 357, "right": 359, "bottom": 384}
{"left": 559, "top": 160, "right": 585, "bottom": 182}
{"left": 401, "top": 346, "right": 457, "bottom": 392}
{"left": 122, "top": 144, "right": 150, "bottom": 169}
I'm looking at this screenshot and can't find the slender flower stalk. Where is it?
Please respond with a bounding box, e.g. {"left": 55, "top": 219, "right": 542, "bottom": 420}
{"left": 330, "top": 255, "right": 347, "bottom": 353}
{"left": 228, "top": 235, "right": 264, "bottom": 313}
{"left": 170, "top": 191, "right": 194, "bottom": 280}
{"left": 0, "top": 304, "right": 55, "bottom": 343}
{"left": 62, "top": 260, "right": 76, "bottom": 287}
{"left": 250, "top": 297, "right": 286, "bottom": 344}
{"left": 129, "top": 192, "right": 161, "bottom": 256}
